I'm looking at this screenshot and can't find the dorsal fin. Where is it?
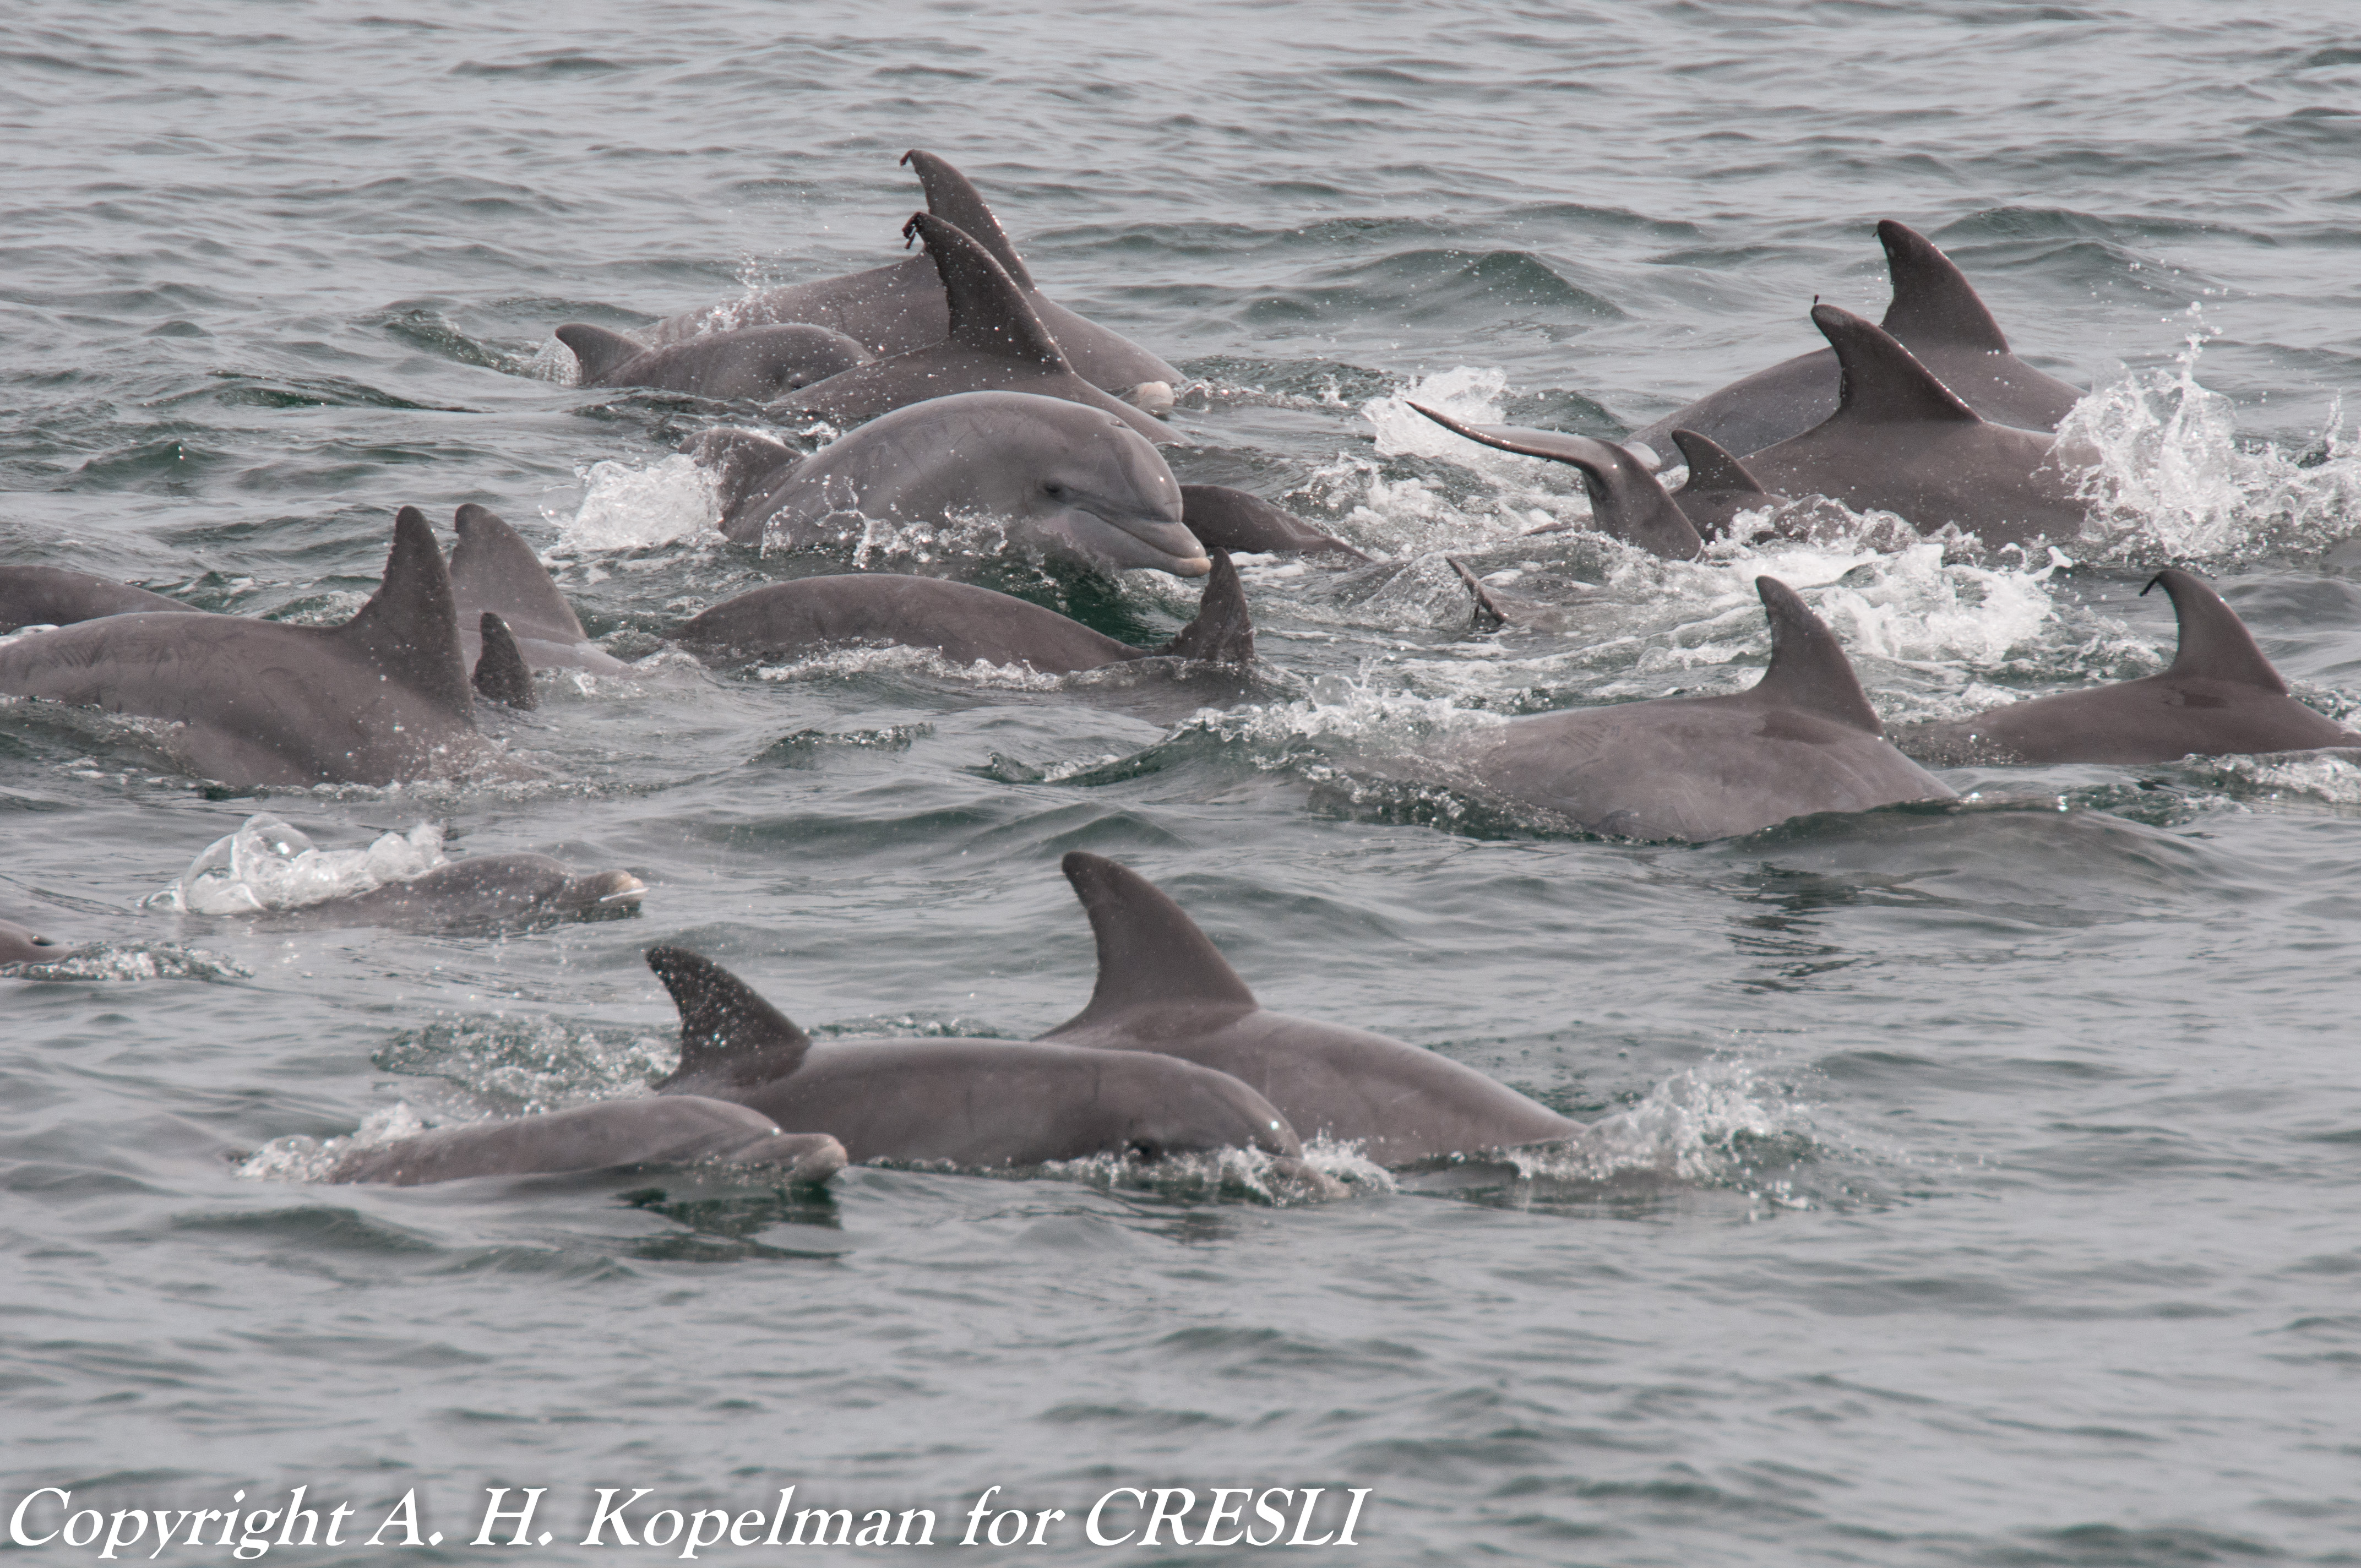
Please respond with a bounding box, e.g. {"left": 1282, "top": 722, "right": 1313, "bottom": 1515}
{"left": 1668, "top": 429, "right": 1767, "bottom": 496}
{"left": 471, "top": 612, "right": 536, "bottom": 710}
{"left": 1410, "top": 402, "right": 1703, "bottom": 560}
{"left": 1876, "top": 220, "right": 2011, "bottom": 353}
{"left": 678, "top": 427, "right": 804, "bottom": 526}
{"left": 2144, "top": 569, "right": 2288, "bottom": 693}
{"left": 1153, "top": 550, "right": 1253, "bottom": 665}
{"left": 901, "top": 212, "right": 1067, "bottom": 368}
{"left": 1813, "top": 304, "right": 1983, "bottom": 427}
{"left": 1450, "top": 558, "right": 1510, "bottom": 631}
{"left": 329, "top": 507, "right": 475, "bottom": 718}
{"left": 1043, "top": 853, "right": 1258, "bottom": 1036}
{"left": 1747, "top": 576, "right": 1884, "bottom": 733}
{"left": 900, "top": 149, "right": 1035, "bottom": 290}
{"left": 450, "top": 504, "right": 587, "bottom": 640}
{"left": 645, "top": 946, "right": 813, "bottom": 1086}
{"left": 554, "top": 323, "right": 645, "bottom": 384}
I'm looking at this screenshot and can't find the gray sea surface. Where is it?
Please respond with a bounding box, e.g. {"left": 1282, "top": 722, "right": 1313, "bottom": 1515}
{"left": 7, "top": 2, "right": 2361, "bottom": 1562}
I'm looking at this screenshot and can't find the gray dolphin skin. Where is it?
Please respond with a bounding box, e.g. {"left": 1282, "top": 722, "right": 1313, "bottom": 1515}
{"left": 0, "top": 567, "right": 198, "bottom": 635}
{"left": 644, "top": 149, "right": 1183, "bottom": 404}
{"left": 252, "top": 855, "right": 646, "bottom": 931}
{"left": 644, "top": 946, "right": 1316, "bottom": 1174}
{"left": 1411, "top": 402, "right": 1706, "bottom": 559}
{"left": 447, "top": 503, "right": 629, "bottom": 675}
{"left": 0, "top": 508, "right": 498, "bottom": 788}
{"left": 0, "top": 918, "right": 67, "bottom": 967}
{"left": 1741, "top": 306, "right": 2093, "bottom": 546}
{"left": 1630, "top": 220, "right": 2085, "bottom": 458}
{"left": 769, "top": 213, "right": 1173, "bottom": 445}
{"left": 556, "top": 322, "right": 872, "bottom": 399}
{"left": 711, "top": 390, "right": 1205, "bottom": 575}
{"left": 326, "top": 1097, "right": 846, "bottom": 1186}
{"left": 1893, "top": 569, "right": 2361, "bottom": 765}
{"left": 1179, "top": 486, "right": 1368, "bottom": 559}
{"left": 1041, "top": 853, "right": 1582, "bottom": 1166}
{"left": 671, "top": 548, "right": 1253, "bottom": 674}
{"left": 1451, "top": 576, "right": 1953, "bottom": 840}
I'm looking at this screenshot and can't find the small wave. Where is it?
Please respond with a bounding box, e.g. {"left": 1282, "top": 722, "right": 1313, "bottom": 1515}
{"left": 752, "top": 644, "right": 1069, "bottom": 691}
{"left": 237, "top": 1101, "right": 433, "bottom": 1183}
{"left": 1, "top": 944, "right": 251, "bottom": 983}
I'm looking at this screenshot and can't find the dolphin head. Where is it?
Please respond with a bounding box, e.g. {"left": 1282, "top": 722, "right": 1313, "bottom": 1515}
{"left": 0, "top": 919, "right": 64, "bottom": 966}
{"left": 1120, "top": 1069, "right": 1304, "bottom": 1164}
{"left": 1022, "top": 410, "right": 1207, "bottom": 576}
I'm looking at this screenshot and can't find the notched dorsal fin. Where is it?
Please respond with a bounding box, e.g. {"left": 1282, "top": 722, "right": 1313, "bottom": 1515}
{"left": 1813, "top": 304, "right": 1983, "bottom": 427}
{"left": 1154, "top": 549, "right": 1253, "bottom": 665}
{"left": 1748, "top": 576, "right": 1883, "bottom": 733}
{"left": 1045, "top": 852, "right": 1258, "bottom": 1036}
{"left": 646, "top": 945, "right": 813, "bottom": 1086}
{"left": 1668, "top": 429, "right": 1767, "bottom": 496}
{"left": 1876, "top": 220, "right": 2011, "bottom": 353}
{"left": 901, "top": 212, "right": 1066, "bottom": 367}
{"left": 901, "top": 149, "right": 1035, "bottom": 290}
{"left": 2144, "top": 569, "right": 2288, "bottom": 694}
{"left": 331, "top": 506, "right": 475, "bottom": 719}
{"left": 554, "top": 323, "right": 645, "bottom": 384}
{"left": 451, "top": 503, "right": 586, "bottom": 640}
{"left": 471, "top": 612, "right": 536, "bottom": 710}
{"left": 1411, "top": 402, "right": 1703, "bottom": 560}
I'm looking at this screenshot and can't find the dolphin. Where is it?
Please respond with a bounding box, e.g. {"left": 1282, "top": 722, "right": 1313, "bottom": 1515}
{"left": 447, "top": 504, "right": 630, "bottom": 677}
{"left": 1179, "top": 486, "right": 1367, "bottom": 559}
{"left": 767, "top": 214, "right": 1173, "bottom": 445}
{"left": 0, "top": 508, "right": 502, "bottom": 787}
{"left": 1447, "top": 576, "right": 1952, "bottom": 840}
{"left": 260, "top": 856, "right": 645, "bottom": 931}
{"left": 0, "top": 918, "right": 67, "bottom": 967}
{"left": 702, "top": 389, "right": 1205, "bottom": 575}
{"left": 644, "top": 149, "right": 1182, "bottom": 407}
{"left": 326, "top": 1097, "right": 846, "bottom": 1186}
{"left": 1411, "top": 402, "right": 1705, "bottom": 559}
{"left": 1041, "top": 853, "right": 1581, "bottom": 1166}
{"left": 1892, "top": 569, "right": 2361, "bottom": 765}
{"left": 555, "top": 322, "right": 871, "bottom": 399}
{"left": 1739, "top": 306, "right": 2093, "bottom": 547}
{"left": 1, "top": 568, "right": 197, "bottom": 635}
{"left": 671, "top": 548, "right": 1252, "bottom": 674}
{"left": 1630, "top": 220, "right": 2085, "bottom": 458}
{"left": 644, "top": 945, "right": 1324, "bottom": 1179}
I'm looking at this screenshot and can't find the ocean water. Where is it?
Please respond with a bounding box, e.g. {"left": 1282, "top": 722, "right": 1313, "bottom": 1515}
{"left": 7, "top": 2, "right": 2361, "bottom": 1562}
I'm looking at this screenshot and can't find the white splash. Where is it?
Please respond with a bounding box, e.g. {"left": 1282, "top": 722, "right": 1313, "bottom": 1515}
{"left": 1364, "top": 366, "right": 1509, "bottom": 460}
{"left": 150, "top": 814, "right": 445, "bottom": 914}
{"left": 236, "top": 1101, "right": 433, "bottom": 1183}
{"left": 558, "top": 453, "right": 724, "bottom": 551}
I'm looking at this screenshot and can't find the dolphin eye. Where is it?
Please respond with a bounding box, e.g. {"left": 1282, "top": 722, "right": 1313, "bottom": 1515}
{"left": 1043, "top": 481, "right": 1068, "bottom": 499}
{"left": 1127, "top": 1139, "right": 1163, "bottom": 1163}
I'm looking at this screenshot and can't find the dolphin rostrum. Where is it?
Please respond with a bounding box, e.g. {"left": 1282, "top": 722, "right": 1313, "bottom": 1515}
{"left": 327, "top": 1097, "right": 846, "bottom": 1186}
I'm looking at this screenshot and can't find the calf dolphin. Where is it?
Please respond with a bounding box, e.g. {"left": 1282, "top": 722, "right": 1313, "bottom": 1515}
{"left": 1631, "top": 220, "right": 2085, "bottom": 458}
{"left": 703, "top": 390, "right": 1205, "bottom": 575}
{"left": 556, "top": 322, "right": 871, "bottom": 399}
{"left": 1411, "top": 403, "right": 1705, "bottom": 559}
{"left": 672, "top": 549, "right": 1252, "bottom": 674}
{"left": 1180, "top": 486, "right": 1367, "bottom": 559}
{"left": 1, "top": 568, "right": 196, "bottom": 635}
{"left": 645, "top": 946, "right": 1320, "bottom": 1178}
{"left": 1893, "top": 569, "right": 2361, "bottom": 765}
{"left": 327, "top": 1097, "right": 845, "bottom": 1186}
{"left": 0, "top": 508, "right": 500, "bottom": 787}
{"left": 1447, "top": 576, "right": 1952, "bottom": 840}
{"left": 1042, "top": 854, "right": 1581, "bottom": 1166}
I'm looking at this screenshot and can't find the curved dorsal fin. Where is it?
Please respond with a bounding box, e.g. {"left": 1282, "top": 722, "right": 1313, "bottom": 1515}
{"left": 554, "top": 323, "right": 645, "bottom": 384}
{"left": 1410, "top": 402, "right": 1703, "bottom": 560}
{"left": 1668, "top": 429, "right": 1767, "bottom": 495}
{"left": 1043, "top": 853, "right": 1258, "bottom": 1036}
{"left": 330, "top": 507, "right": 474, "bottom": 718}
{"left": 2144, "top": 569, "right": 2288, "bottom": 694}
{"left": 450, "top": 504, "right": 587, "bottom": 640}
{"left": 1876, "top": 220, "right": 2011, "bottom": 353}
{"left": 471, "top": 612, "right": 536, "bottom": 710}
{"left": 1153, "top": 550, "right": 1253, "bottom": 665}
{"left": 645, "top": 946, "right": 813, "bottom": 1086}
{"left": 901, "top": 213, "right": 1066, "bottom": 368}
{"left": 1813, "top": 304, "right": 1983, "bottom": 427}
{"left": 1746, "top": 576, "right": 1883, "bottom": 733}
{"left": 901, "top": 149, "right": 1035, "bottom": 291}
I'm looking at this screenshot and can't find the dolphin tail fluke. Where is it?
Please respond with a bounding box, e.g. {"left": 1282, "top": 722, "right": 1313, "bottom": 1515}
{"left": 1450, "top": 558, "right": 1509, "bottom": 631}
{"left": 471, "top": 612, "right": 537, "bottom": 710}
{"left": 451, "top": 504, "right": 589, "bottom": 641}
{"left": 900, "top": 149, "right": 1035, "bottom": 290}
{"left": 2144, "top": 569, "right": 2289, "bottom": 694}
{"left": 1749, "top": 576, "right": 1884, "bottom": 734}
{"left": 1875, "top": 221, "right": 2011, "bottom": 353}
{"left": 901, "top": 211, "right": 1067, "bottom": 367}
{"left": 1410, "top": 402, "right": 1703, "bottom": 561}
{"left": 331, "top": 507, "right": 475, "bottom": 720}
{"left": 1155, "top": 550, "right": 1253, "bottom": 665}
{"left": 1813, "top": 304, "right": 1983, "bottom": 428}
{"left": 554, "top": 323, "right": 645, "bottom": 384}
{"left": 1668, "top": 429, "right": 1768, "bottom": 496}
{"left": 1043, "top": 853, "right": 1259, "bottom": 1038}
{"left": 645, "top": 946, "right": 814, "bottom": 1086}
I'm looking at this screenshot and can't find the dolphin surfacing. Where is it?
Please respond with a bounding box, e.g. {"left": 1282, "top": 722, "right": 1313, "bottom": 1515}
{"left": 327, "top": 1097, "right": 845, "bottom": 1186}
{"left": 556, "top": 321, "right": 872, "bottom": 399}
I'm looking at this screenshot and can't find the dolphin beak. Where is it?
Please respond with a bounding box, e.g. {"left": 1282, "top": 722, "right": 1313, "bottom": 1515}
{"left": 1047, "top": 509, "right": 1211, "bottom": 576}
{"left": 584, "top": 872, "right": 646, "bottom": 908}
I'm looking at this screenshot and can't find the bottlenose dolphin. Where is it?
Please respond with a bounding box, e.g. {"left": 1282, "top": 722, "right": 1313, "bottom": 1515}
{"left": 0, "top": 568, "right": 196, "bottom": 635}
{"left": 0, "top": 508, "right": 500, "bottom": 787}
{"left": 261, "top": 856, "right": 645, "bottom": 930}
{"left": 645, "top": 149, "right": 1182, "bottom": 406}
{"left": 702, "top": 390, "right": 1205, "bottom": 575}
{"left": 556, "top": 322, "right": 871, "bottom": 399}
{"left": 447, "top": 504, "right": 629, "bottom": 677}
{"left": 1042, "top": 854, "right": 1581, "bottom": 1166}
{"left": 1741, "top": 306, "right": 2093, "bottom": 546}
{"left": 769, "top": 214, "right": 1172, "bottom": 444}
{"left": 645, "top": 946, "right": 1320, "bottom": 1178}
{"left": 672, "top": 548, "right": 1252, "bottom": 674}
{"left": 1893, "top": 569, "right": 2361, "bottom": 765}
{"left": 1631, "top": 220, "right": 2085, "bottom": 458}
{"left": 327, "top": 1097, "right": 845, "bottom": 1186}
{"left": 1411, "top": 403, "right": 1705, "bottom": 559}
{"left": 0, "top": 918, "right": 66, "bottom": 967}
{"left": 1180, "top": 486, "right": 1367, "bottom": 559}
{"left": 1447, "top": 576, "right": 1952, "bottom": 840}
